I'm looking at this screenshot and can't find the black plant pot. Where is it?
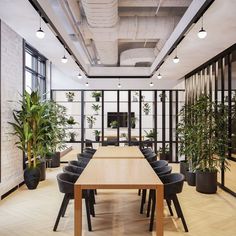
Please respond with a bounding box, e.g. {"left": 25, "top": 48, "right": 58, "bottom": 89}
{"left": 95, "top": 136, "right": 100, "bottom": 142}
{"left": 24, "top": 167, "right": 40, "bottom": 190}
{"left": 186, "top": 170, "right": 196, "bottom": 186}
{"left": 38, "top": 159, "right": 46, "bottom": 181}
{"left": 196, "top": 171, "right": 217, "bottom": 194}
{"left": 51, "top": 152, "right": 61, "bottom": 168}
{"left": 95, "top": 97, "right": 100, "bottom": 102}
{"left": 180, "top": 160, "right": 189, "bottom": 181}
{"left": 160, "top": 153, "right": 171, "bottom": 161}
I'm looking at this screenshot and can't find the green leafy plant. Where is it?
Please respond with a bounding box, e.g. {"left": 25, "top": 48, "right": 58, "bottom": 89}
{"left": 159, "top": 92, "right": 167, "bottom": 101}
{"left": 87, "top": 116, "right": 96, "bottom": 128}
{"left": 110, "top": 120, "right": 118, "bottom": 128}
{"left": 159, "top": 144, "right": 170, "bottom": 154}
{"left": 92, "top": 104, "right": 101, "bottom": 115}
{"left": 67, "top": 116, "right": 77, "bottom": 125}
{"left": 91, "top": 91, "right": 102, "bottom": 101}
{"left": 143, "top": 102, "right": 151, "bottom": 115}
{"left": 144, "top": 129, "right": 157, "bottom": 140}
{"left": 65, "top": 91, "right": 75, "bottom": 102}
{"left": 68, "top": 131, "right": 77, "bottom": 142}
{"left": 93, "top": 130, "right": 101, "bottom": 141}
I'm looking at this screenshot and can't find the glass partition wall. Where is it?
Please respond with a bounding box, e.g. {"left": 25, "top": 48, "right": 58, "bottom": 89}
{"left": 51, "top": 89, "right": 185, "bottom": 162}
{"left": 185, "top": 43, "right": 236, "bottom": 197}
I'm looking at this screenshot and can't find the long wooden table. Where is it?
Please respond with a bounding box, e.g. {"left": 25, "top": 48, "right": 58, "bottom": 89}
{"left": 74, "top": 158, "right": 164, "bottom": 236}
{"left": 92, "top": 146, "right": 144, "bottom": 159}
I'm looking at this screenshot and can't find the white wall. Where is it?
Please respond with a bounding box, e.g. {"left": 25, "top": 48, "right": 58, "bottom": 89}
{"left": 0, "top": 21, "right": 23, "bottom": 197}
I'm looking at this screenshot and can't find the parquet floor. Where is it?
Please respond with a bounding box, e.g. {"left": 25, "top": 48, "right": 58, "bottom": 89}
{"left": 0, "top": 150, "right": 236, "bottom": 236}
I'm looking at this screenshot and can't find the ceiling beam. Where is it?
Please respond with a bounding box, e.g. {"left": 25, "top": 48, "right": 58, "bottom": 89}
{"left": 118, "top": 0, "right": 192, "bottom": 8}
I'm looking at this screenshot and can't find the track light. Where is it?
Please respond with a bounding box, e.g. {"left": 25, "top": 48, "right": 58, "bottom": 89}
{"left": 157, "top": 73, "right": 162, "bottom": 80}
{"left": 77, "top": 73, "right": 82, "bottom": 79}
{"left": 36, "top": 15, "right": 45, "bottom": 39}
{"left": 85, "top": 82, "right": 89, "bottom": 87}
{"left": 61, "top": 46, "right": 68, "bottom": 63}
{"left": 149, "top": 82, "right": 154, "bottom": 87}
{"left": 198, "top": 16, "right": 207, "bottom": 39}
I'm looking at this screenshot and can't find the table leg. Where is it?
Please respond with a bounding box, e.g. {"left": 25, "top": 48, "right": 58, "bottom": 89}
{"left": 75, "top": 185, "right": 82, "bottom": 236}
{"left": 156, "top": 185, "right": 164, "bottom": 236}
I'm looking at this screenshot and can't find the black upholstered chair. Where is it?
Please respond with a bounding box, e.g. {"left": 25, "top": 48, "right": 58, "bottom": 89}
{"left": 149, "top": 173, "right": 188, "bottom": 232}
{"left": 53, "top": 173, "right": 92, "bottom": 232}
{"left": 63, "top": 165, "right": 83, "bottom": 176}
{"left": 84, "top": 148, "right": 96, "bottom": 154}
{"left": 85, "top": 139, "right": 93, "bottom": 148}
{"left": 145, "top": 153, "right": 157, "bottom": 163}
{"left": 150, "top": 160, "right": 168, "bottom": 169}
{"left": 69, "top": 160, "right": 88, "bottom": 169}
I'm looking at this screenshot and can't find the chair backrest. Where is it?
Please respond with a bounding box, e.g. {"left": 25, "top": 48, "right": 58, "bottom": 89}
{"left": 78, "top": 152, "right": 93, "bottom": 159}
{"left": 151, "top": 160, "right": 168, "bottom": 169}
{"left": 160, "top": 173, "right": 184, "bottom": 197}
{"left": 84, "top": 148, "right": 96, "bottom": 154}
{"left": 63, "top": 165, "right": 83, "bottom": 177}
{"left": 155, "top": 166, "right": 172, "bottom": 176}
{"left": 69, "top": 160, "right": 87, "bottom": 168}
{"left": 145, "top": 153, "right": 157, "bottom": 162}
{"left": 85, "top": 139, "right": 93, "bottom": 148}
{"left": 56, "top": 173, "right": 77, "bottom": 194}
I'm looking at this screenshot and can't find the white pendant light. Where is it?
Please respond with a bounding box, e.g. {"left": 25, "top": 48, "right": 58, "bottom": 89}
{"left": 157, "top": 73, "right": 162, "bottom": 80}
{"left": 149, "top": 82, "right": 154, "bottom": 87}
{"left": 173, "top": 47, "right": 180, "bottom": 64}
{"left": 198, "top": 16, "right": 207, "bottom": 39}
{"left": 36, "top": 15, "right": 45, "bottom": 39}
{"left": 85, "top": 82, "right": 89, "bottom": 87}
{"left": 77, "top": 73, "right": 82, "bottom": 79}
{"left": 61, "top": 46, "right": 68, "bottom": 63}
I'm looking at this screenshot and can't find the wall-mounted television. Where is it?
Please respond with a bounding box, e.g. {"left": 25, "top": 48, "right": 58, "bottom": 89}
{"left": 107, "top": 112, "right": 135, "bottom": 128}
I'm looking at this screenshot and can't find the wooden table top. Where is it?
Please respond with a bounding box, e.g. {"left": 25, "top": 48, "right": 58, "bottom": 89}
{"left": 76, "top": 159, "right": 162, "bottom": 189}
{"left": 92, "top": 146, "right": 144, "bottom": 159}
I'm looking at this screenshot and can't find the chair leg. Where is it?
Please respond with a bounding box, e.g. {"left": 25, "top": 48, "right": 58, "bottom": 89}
{"left": 138, "top": 189, "right": 141, "bottom": 196}
{"left": 146, "top": 190, "right": 152, "bottom": 217}
{"left": 94, "top": 189, "right": 97, "bottom": 195}
{"left": 166, "top": 199, "right": 174, "bottom": 216}
{"left": 85, "top": 192, "right": 92, "bottom": 231}
{"left": 140, "top": 189, "right": 147, "bottom": 214}
{"left": 149, "top": 191, "right": 156, "bottom": 232}
{"left": 172, "top": 195, "right": 188, "bottom": 232}
{"left": 61, "top": 195, "right": 70, "bottom": 217}
{"left": 53, "top": 194, "right": 69, "bottom": 231}
{"left": 89, "top": 191, "right": 95, "bottom": 217}
{"left": 92, "top": 190, "right": 96, "bottom": 205}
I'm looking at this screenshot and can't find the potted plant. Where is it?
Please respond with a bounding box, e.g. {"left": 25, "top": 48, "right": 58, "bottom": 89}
{"left": 193, "top": 95, "right": 229, "bottom": 194}
{"left": 131, "top": 117, "right": 138, "bottom": 129}
{"left": 93, "top": 130, "right": 101, "bottom": 141}
{"left": 92, "top": 91, "right": 102, "bottom": 102}
{"left": 66, "top": 91, "right": 75, "bottom": 102}
{"left": 143, "top": 102, "right": 151, "bottom": 115}
{"left": 42, "top": 101, "right": 67, "bottom": 168}
{"left": 68, "top": 131, "right": 77, "bottom": 142}
{"left": 87, "top": 116, "right": 96, "bottom": 129}
{"left": 9, "top": 91, "right": 47, "bottom": 189}
{"left": 158, "top": 144, "right": 171, "bottom": 161}
{"left": 133, "top": 91, "right": 139, "bottom": 102}
{"left": 92, "top": 104, "right": 101, "bottom": 115}
{"left": 67, "top": 116, "right": 77, "bottom": 127}
{"left": 144, "top": 129, "right": 157, "bottom": 141}
{"left": 177, "top": 103, "right": 198, "bottom": 186}
{"left": 159, "top": 92, "right": 167, "bottom": 102}
{"left": 110, "top": 120, "right": 118, "bottom": 129}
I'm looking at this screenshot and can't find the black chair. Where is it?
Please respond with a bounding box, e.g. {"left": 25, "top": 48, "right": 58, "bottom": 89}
{"left": 77, "top": 152, "right": 93, "bottom": 159}
{"left": 141, "top": 148, "right": 153, "bottom": 154}
{"left": 150, "top": 160, "right": 168, "bottom": 169}
{"left": 149, "top": 173, "right": 188, "bottom": 232}
{"left": 53, "top": 173, "right": 92, "bottom": 232}
{"left": 69, "top": 160, "right": 88, "bottom": 169}
{"left": 85, "top": 139, "right": 93, "bottom": 148}
{"left": 145, "top": 153, "right": 157, "bottom": 163}
{"left": 84, "top": 148, "right": 96, "bottom": 154}
{"left": 63, "top": 165, "right": 84, "bottom": 176}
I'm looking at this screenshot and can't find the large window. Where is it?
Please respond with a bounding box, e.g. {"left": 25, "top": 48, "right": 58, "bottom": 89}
{"left": 25, "top": 43, "right": 46, "bottom": 98}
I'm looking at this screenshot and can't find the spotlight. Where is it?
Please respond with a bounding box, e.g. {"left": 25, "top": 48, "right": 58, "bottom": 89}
{"left": 77, "top": 73, "right": 82, "bottom": 79}
{"left": 36, "top": 15, "right": 45, "bottom": 39}
{"left": 61, "top": 55, "right": 68, "bottom": 63}
{"left": 173, "top": 55, "right": 180, "bottom": 64}
{"left": 85, "top": 82, "right": 89, "bottom": 87}
{"left": 150, "top": 82, "right": 154, "bottom": 87}
{"left": 198, "top": 28, "right": 207, "bottom": 39}
{"left": 157, "top": 73, "right": 162, "bottom": 80}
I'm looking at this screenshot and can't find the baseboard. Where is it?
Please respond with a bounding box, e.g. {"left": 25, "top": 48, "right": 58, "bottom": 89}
{"left": 1, "top": 181, "right": 25, "bottom": 200}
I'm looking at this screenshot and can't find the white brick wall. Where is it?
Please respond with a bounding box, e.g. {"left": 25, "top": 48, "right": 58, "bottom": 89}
{"left": 0, "top": 21, "right": 23, "bottom": 197}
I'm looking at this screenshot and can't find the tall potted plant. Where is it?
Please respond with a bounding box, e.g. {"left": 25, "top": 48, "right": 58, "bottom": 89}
{"left": 92, "top": 91, "right": 102, "bottom": 102}
{"left": 87, "top": 116, "right": 96, "bottom": 128}
{"left": 91, "top": 104, "right": 101, "bottom": 115}
{"left": 9, "top": 91, "right": 47, "bottom": 189}
{"left": 193, "top": 95, "right": 229, "bottom": 194}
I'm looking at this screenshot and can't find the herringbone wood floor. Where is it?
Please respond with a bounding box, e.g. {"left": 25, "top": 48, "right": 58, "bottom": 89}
{"left": 0, "top": 150, "right": 236, "bottom": 236}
